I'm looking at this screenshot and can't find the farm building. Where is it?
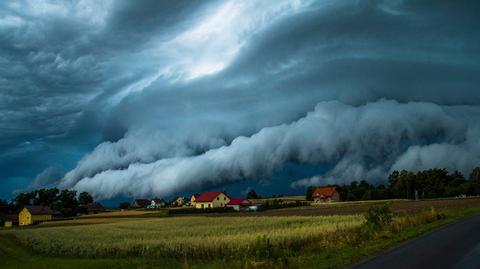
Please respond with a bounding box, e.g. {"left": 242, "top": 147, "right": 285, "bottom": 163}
{"left": 311, "top": 187, "right": 340, "bottom": 202}
{"left": 132, "top": 199, "right": 150, "bottom": 208}
{"left": 148, "top": 198, "right": 166, "bottom": 209}
{"left": 194, "top": 191, "right": 230, "bottom": 209}
{"left": 2, "top": 215, "right": 18, "bottom": 227}
{"left": 19, "top": 206, "right": 53, "bottom": 226}
{"left": 227, "top": 198, "right": 253, "bottom": 211}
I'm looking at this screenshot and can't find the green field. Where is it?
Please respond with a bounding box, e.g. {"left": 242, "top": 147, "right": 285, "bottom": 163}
{"left": 1, "top": 200, "right": 480, "bottom": 269}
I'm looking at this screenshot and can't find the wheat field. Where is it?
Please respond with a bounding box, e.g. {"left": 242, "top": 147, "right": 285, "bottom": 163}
{"left": 8, "top": 215, "right": 363, "bottom": 258}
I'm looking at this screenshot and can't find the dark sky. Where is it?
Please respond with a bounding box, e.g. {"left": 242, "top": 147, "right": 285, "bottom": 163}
{"left": 1, "top": 0, "right": 479, "bottom": 201}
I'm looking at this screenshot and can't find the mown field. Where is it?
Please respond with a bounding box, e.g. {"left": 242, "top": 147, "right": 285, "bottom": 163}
{"left": 1, "top": 198, "right": 480, "bottom": 269}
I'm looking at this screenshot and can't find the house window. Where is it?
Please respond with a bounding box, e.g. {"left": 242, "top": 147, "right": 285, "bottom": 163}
{"left": 208, "top": 204, "right": 211, "bottom": 208}
{"left": 224, "top": 197, "right": 226, "bottom": 200}
{"left": 217, "top": 197, "right": 219, "bottom": 200}
{"left": 201, "top": 204, "right": 204, "bottom": 209}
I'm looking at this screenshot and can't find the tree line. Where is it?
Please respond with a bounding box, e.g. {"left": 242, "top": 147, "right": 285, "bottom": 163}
{"left": 0, "top": 188, "right": 95, "bottom": 217}
{"left": 307, "top": 167, "right": 480, "bottom": 201}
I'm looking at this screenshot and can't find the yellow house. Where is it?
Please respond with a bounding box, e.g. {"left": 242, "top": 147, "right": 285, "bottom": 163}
{"left": 194, "top": 192, "right": 230, "bottom": 209}
{"left": 19, "top": 206, "right": 53, "bottom": 226}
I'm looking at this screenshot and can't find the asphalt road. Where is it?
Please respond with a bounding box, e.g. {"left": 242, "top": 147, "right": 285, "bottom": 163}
{"left": 351, "top": 214, "right": 480, "bottom": 269}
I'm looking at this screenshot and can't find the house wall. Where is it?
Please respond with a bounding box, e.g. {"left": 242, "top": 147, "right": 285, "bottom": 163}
{"left": 19, "top": 208, "right": 31, "bottom": 226}
{"left": 195, "top": 202, "right": 212, "bottom": 209}
{"left": 212, "top": 193, "right": 230, "bottom": 208}
{"left": 314, "top": 191, "right": 340, "bottom": 202}
{"left": 31, "top": 214, "right": 52, "bottom": 223}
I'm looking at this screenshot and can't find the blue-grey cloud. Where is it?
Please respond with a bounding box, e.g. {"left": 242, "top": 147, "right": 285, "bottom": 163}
{"left": 1, "top": 0, "right": 479, "bottom": 199}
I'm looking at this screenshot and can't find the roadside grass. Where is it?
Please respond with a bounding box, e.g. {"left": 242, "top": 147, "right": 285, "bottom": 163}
{"left": 1, "top": 206, "right": 479, "bottom": 269}
{"left": 293, "top": 207, "right": 480, "bottom": 269}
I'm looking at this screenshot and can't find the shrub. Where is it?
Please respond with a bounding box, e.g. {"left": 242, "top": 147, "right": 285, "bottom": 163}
{"left": 364, "top": 204, "right": 393, "bottom": 230}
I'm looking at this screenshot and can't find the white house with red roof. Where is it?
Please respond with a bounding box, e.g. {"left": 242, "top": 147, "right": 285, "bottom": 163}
{"left": 226, "top": 198, "right": 252, "bottom": 211}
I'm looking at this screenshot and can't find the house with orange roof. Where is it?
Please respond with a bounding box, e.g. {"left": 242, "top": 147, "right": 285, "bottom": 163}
{"left": 311, "top": 186, "right": 340, "bottom": 202}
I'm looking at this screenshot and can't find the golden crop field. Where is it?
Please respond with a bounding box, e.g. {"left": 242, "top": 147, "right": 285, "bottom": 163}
{"left": 39, "top": 217, "right": 149, "bottom": 226}
{"left": 7, "top": 215, "right": 363, "bottom": 258}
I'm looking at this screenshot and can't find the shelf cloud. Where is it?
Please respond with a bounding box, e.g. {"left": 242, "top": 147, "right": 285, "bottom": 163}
{"left": 62, "top": 100, "right": 480, "bottom": 199}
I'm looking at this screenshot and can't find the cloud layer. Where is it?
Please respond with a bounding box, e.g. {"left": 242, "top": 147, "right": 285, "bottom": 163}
{"left": 62, "top": 100, "right": 480, "bottom": 199}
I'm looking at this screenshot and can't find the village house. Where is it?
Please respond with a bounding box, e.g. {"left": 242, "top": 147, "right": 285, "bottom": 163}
{"left": 148, "top": 198, "right": 166, "bottom": 209}
{"left": 2, "top": 215, "right": 18, "bottom": 227}
{"left": 311, "top": 186, "right": 340, "bottom": 202}
{"left": 193, "top": 191, "right": 230, "bottom": 209}
{"left": 227, "top": 198, "right": 252, "bottom": 211}
{"left": 170, "top": 196, "right": 187, "bottom": 207}
{"left": 190, "top": 194, "right": 199, "bottom": 207}
{"left": 132, "top": 199, "right": 150, "bottom": 208}
{"left": 19, "top": 205, "right": 53, "bottom": 226}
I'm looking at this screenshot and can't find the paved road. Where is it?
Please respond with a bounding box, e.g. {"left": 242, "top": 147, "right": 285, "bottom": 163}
{"left": 351, "top": 214, "right": 480, "bottom": 269}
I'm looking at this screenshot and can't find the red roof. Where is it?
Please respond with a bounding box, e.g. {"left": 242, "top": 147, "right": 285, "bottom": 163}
{"left": 312, "top": 187, "right": 337, "bottom": 198}
{"left": 227, "top": 198, "right": 250, "bottom": 206}
{"left": 195, "top": 191, "right": 228, "bottom": 202}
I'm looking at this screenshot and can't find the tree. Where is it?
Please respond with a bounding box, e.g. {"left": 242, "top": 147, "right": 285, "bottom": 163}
{"left": 305, "top": 186, "right": 315, "bottom": 201}
{"left": 468, "top": 167, "right": 480, "bottom": 195}
{"left": 417, "top": 168, "right": 449, "bottom": 198}
{"left": 78, "top": 192, "right": 94, "bottom": 205}
{"left": 247, "top": 189, "right": 260, "bottom": 199}
{"left": 52, "top": 190, "right": 79, "bottom": 216}
{"left": 119, "top": 202, "right": 130, "bottom": 210}
{"left": 34, "top": 188, "right": 59, "bottom": 206}
{"left": 388, "top": 170, "right": 416, "bottom": 199}
{"left": 13, "top": 192, "right": 36, "bottom": 209}
{"left": 445, "top": 170, "right": 467, "bottom": 197}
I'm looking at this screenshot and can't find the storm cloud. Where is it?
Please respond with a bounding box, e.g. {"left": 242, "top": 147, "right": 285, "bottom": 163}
{"left": 1, "top": 0, "right": 479, "bottom": 199}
